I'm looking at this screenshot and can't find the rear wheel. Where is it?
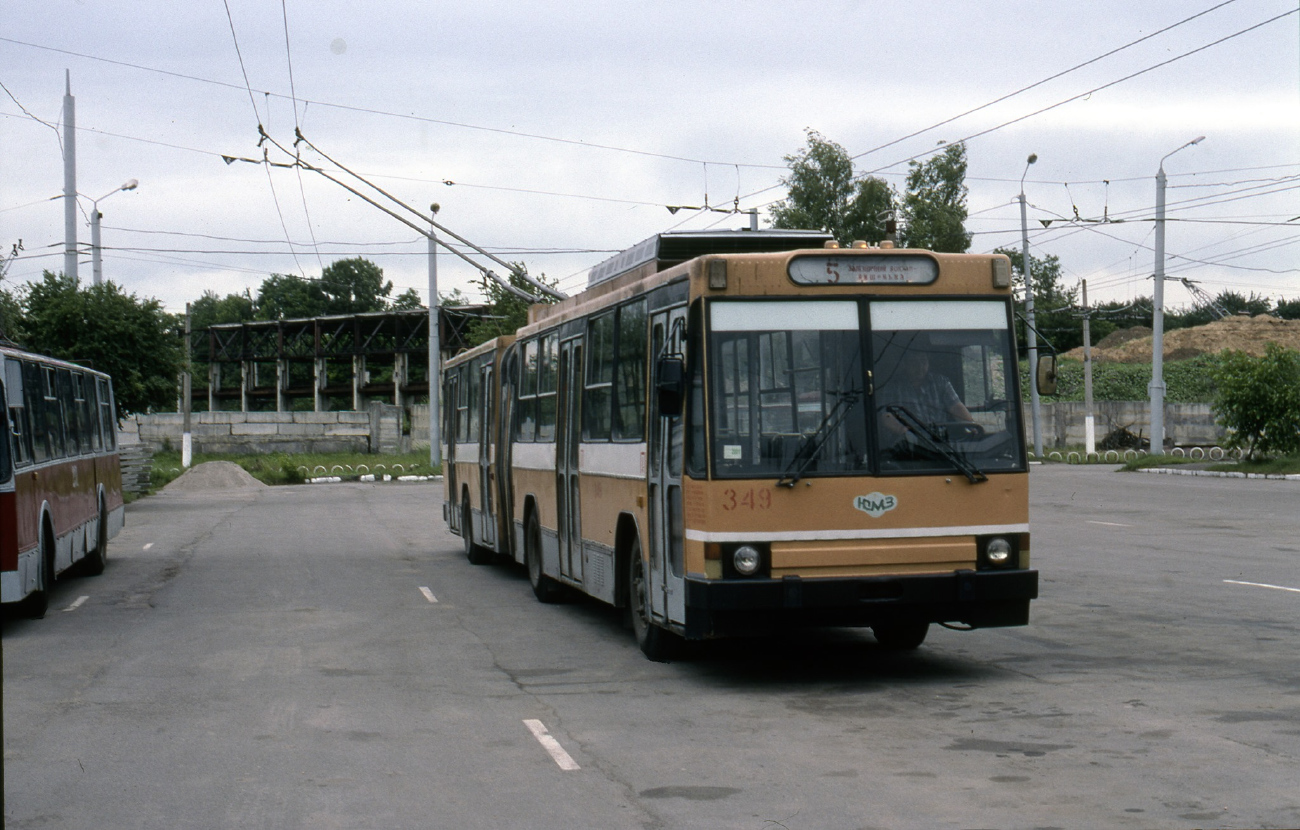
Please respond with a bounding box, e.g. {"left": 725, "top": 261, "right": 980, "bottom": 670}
{"left": 525, "top": 511, "right": 564, "bottom": 603}
{"left": 628, "top": 538, "right": 676, "bottom": 662}
{"left": 462, "top": 499, "right": 492, "bottom": 565}
{"left": 24, "top": 524, "right": 55, "bottom": 619}
{"left": 872, "top": 621, "right": 930, "bottom": 650}
{"left": 83, "top": 496, "right": 108, "bottom": 576}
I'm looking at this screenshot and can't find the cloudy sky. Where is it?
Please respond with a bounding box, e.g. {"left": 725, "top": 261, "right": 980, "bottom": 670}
{"left": 2, "top": 0, "right": 1297, "bottom": 317}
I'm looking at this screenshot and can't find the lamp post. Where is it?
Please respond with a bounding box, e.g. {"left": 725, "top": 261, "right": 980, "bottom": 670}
{"left": 1019, "top": 153, "right": 1042, "bottom": 458}
{"left": 89, "top": 179, "right": 138, "bottom": 286}
{"left": 1150, "top": 136, "right": 1204, "bottom": 455}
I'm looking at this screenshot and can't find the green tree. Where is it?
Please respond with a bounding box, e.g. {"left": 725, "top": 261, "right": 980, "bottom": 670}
{"left": 0, "top": 284, "right": 24, "bottom": 344}
{"left": 256, "top": 273, "right": 328, "bottom": 320}
{"left": 320, "top": 257, "right": 393, "bottom": 315}
{"left": 465, "top": 266, "right": 560, "bottom": 348}
{"left": 900, "top": 143, "right": 972, "bottom": 253}
{"left": 19, "top": 271, "right": 182, "bottom": 415}
{"left": 770, "top": 130, "right": 896, "bottom": 245}
{"left": 190, "top": 289, "right": 256, "bottom": 330}
{"left": 391, "top": 287, "right": 423, "bottom": 310}
{"left": 1276, "top": 297, "right": 1300, "bottom": 320}
{"left": 995, "top": 248, "right": 1081, "bottom": 352}
{"left": 1211, "top": 344, "right": 1300, "bottom": 459}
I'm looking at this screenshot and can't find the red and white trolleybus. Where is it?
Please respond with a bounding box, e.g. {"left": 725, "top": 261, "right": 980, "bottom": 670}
{"left": 1, "top": 345, "right": 124, "bottom": 618}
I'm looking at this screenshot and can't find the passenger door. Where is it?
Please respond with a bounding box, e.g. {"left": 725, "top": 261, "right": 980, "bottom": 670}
{"left": 648, "top": 306, "right": 688, "bottom": 626}
{"left": 477, "top": 360, "right": 496, "bottom": 548}
{"left": 556, "top": 338, "right": 584, "bottom": 584}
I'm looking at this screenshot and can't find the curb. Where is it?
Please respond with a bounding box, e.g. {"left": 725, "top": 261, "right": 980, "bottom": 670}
{"left": 1137, "top": 468, "right": 1300, "bottom": 482}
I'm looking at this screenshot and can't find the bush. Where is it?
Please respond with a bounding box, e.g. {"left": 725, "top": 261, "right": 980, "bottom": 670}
{"left": 1020, "top": 354, "right": 1221, "bottom": 403}
{"left": 1210, "top": 344, "right": 1300, "bottom": 460}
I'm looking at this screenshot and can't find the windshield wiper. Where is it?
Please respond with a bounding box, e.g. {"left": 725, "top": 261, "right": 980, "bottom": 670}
{"left": 776, "top": 390, "right": 861, "bottom": 488}
{"left": 885, "top": 405, "right": 988, "bottom": 484}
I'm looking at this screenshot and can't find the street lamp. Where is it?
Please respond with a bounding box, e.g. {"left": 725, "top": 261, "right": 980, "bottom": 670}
{"left": 89, "top": 179, "right": 138, "bottom": 286}
{"left": 1149, "top": 136, "right": 1204, "bottom": 455}
{"left": 1019, "top": 153, "right": 1042, "bottom": 458}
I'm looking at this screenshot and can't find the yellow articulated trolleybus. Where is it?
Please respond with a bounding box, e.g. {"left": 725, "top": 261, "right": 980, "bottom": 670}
{"left": 444, "top": 230, "right": 1050, "bottom": 660}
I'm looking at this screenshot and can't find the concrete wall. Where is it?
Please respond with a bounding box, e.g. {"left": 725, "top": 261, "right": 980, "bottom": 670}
{"left": 1025, "top": 401, "right": 1225, "bottom": 449}
{"left": 130, "top": 403, "right": 408, "bottom": 455}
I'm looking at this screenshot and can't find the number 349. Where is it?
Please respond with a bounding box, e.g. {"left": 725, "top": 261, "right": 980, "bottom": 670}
{"left": 721, "top": 488, "right": 771, "bottom": 511}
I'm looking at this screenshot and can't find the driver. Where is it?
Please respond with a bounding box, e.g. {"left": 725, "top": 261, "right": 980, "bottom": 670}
{"left": 880, "top": 347, "right": 974, "bottom": 439}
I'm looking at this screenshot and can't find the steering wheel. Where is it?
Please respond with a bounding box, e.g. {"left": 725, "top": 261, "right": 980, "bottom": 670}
{"left": 941, "top": 421, "right": 985, "bottom": 440}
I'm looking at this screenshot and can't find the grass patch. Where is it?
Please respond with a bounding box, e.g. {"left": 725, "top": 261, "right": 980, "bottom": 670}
{"left": 147, "top": 450, "right": 439, "bottom": 492}
{"left": 1120, "top": 454, "right": 1198, "bottom": 471}
{"left": 1206, "top": 455, "right": 1300, "bottom": 475}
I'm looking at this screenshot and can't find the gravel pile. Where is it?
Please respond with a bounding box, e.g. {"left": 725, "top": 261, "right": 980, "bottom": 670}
{"left": 162, "top": 461, "right": 267, "bottom": 492}
{"left": 1067, "top": 315, "right": 1300, "bottom": 362}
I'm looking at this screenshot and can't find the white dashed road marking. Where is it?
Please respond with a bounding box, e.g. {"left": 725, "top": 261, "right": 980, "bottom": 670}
{"left": 1224, "top": 579, "right": 1300, "bottom": 595}
{"left": 64, "top": 595, "right": 89, "bottom": 612}
{"left": 1087, "top": 521, "right": 1132, "bottom": 527}
{"left": 143, "top": 543, "right": 154, "bottom": 551}
{"left": 418, "top": 586, "right": 437, "bottom": 603}
{"left": 523, "top": 719, "right": 580, "bottom": 770}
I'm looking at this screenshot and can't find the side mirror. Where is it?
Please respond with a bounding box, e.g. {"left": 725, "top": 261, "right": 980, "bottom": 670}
{"left": 1036, "top": 354, "right": 1058, "bottom": 397}
{"left": 656, "top": 355, "right": 686, "bottom": 417}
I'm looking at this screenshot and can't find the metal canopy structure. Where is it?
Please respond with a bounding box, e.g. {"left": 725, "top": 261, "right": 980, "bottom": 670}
{"left": 191, "top": 306, "right": 491, "bottom": 412}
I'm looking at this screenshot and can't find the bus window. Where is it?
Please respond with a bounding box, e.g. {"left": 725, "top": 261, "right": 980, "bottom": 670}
{"left": 466, "top": 358, "right": 482, "bottom": 442}
{"left": 97, "top": 377, "right": 116, "bottom": 451}
{"left": 58, "top": 369, "right": 80, "bottom": 455}
{"left": 5, "top": 361, "right": 31, "bottom": 466}
{"left": 0, "top": 377, "right": 10, "bottom": 483}
{"left": 614, "top": 299, "right": 647, "bottom": 442}
{"left": 536, "top": 333, "right": 557, "bottom": 442}
{"left": 517, "top": 339, "right": 538, "bottom": 442}
{"left": 583, "top": 311, "right": 615, "bottom": 441}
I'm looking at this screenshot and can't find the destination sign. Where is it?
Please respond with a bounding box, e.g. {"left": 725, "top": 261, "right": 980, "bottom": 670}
{"left": 788, "top": 254, "right": 938, "bottom": 286}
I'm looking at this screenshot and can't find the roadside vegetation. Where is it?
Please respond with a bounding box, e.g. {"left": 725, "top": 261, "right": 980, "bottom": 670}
{"left": 145, "top": 450, "right": 438, "bottom": 492}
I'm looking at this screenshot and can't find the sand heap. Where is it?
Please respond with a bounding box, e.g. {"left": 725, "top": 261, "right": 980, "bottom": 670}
{"left": 162, "top": 460, "right": 267, "bottom": 492}
{"left": 1066, "top": 315, "right": 1300, "bottom": 363}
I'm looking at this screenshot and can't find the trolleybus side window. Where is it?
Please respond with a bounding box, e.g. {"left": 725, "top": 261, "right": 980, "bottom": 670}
{"left": 583, "top": 311, "right": 615, "bottom": 441}
{"left": 517, "top": 339, "right": 539, "bottom": 442}
{"left": 5, "top": 361, "right": 30, "bottom": 467}
{"left": 613, "top": 299, "right": 647, "bottom": 442}
{"left": 0, "top": 376, "right": 9, "bottom": 483}
{"left": 454, "top": 365, "right": 470, "bottom": 443}
{"left": 536, "top": 333, "right": 558, "bottom": 442}
{"left": 97, "top": 377, "right": 116, "bottom": 451}
{"left": 57, "top": 368, "right": 80, "bottom": 455}
{"left": 466, "top": 357, "right": 482, "bottom": 442}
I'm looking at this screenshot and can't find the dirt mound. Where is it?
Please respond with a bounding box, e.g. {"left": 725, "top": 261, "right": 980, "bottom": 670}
{"left": 1068, "top": 315, "right": 1300, "bottom": 363}
{"left": 162, "top": 461, "right": 267, "bottom": 492}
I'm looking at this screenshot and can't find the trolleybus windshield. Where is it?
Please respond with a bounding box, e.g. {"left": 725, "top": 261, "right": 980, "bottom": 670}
{"left": 707, "top": 297, "right": 1024, "bottom": 480}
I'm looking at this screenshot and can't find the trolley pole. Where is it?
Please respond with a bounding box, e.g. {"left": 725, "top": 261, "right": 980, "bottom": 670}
{"left": 428, "top": 209, "right": 441, "bottom": 469}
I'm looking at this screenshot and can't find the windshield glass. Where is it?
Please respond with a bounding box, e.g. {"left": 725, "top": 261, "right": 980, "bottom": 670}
{"left": 709, "top": 301, "right": 866, "bottom": 478}
{"left": 871, "top": 300, "right": 1024, "bottom": 475}
{"left": 705, "top": 298, "right": 1024, "bottom": 480}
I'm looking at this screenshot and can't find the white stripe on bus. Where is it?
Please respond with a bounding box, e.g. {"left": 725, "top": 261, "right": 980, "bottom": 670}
{"left": 685, "top": 523, "right": 1031, "bottom": 543}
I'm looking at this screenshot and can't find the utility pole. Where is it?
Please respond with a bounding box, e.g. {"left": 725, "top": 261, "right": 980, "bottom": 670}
{"left": 63, "top": 71, "right": 77, "bottom": 281}
{"left": 1082, "top": 280, "right": 1095, "bottom": 456}
{"left": 183, "top": 303, "right": 193, "bottom": 468}
{"left": 1019, "top": 154, "right": 1042, "bottom": 458}
{"left": 428, "top": 207, "right": 441, "bottom": 469}
{"left": 1150, "top": 136, "right": 1205, "bottom": 456}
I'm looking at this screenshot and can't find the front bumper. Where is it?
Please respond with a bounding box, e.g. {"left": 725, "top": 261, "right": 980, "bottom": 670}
{"left": 683, "top": 569, "right": 1037, "bottom": 639}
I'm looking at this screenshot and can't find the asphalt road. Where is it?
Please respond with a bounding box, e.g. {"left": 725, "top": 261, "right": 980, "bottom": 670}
{"left": 3, "top": 466, "right": 1298, "bottom": 829}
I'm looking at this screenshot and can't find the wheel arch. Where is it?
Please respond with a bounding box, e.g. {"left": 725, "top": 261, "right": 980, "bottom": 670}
{"left": 613, "top": 511, "right": 642, "bottom": 610}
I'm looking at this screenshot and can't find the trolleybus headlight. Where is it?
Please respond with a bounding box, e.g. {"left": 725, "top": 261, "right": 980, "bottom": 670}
{"left": 733, "top": 545, "right": 762, "bottom": 576}
{"left": 985, "top": 537, "right": 1013, "bottom": 567}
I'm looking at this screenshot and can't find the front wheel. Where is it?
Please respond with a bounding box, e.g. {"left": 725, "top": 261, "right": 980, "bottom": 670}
{"left": 462, "top": 500, "right": 492, "bottom": 565}
{"left": 628, "top": 539, "right": 676, "bottom": 662}
{"left": 525, "top": 511, "right": 564, "bottom": 603}
{"left": 872, "top": 621, "right": 930, "bottom": 650}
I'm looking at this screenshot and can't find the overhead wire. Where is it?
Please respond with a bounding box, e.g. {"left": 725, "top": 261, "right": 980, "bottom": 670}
{"left": 848, "top": 0, "right": 1243, "bottom": 163}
